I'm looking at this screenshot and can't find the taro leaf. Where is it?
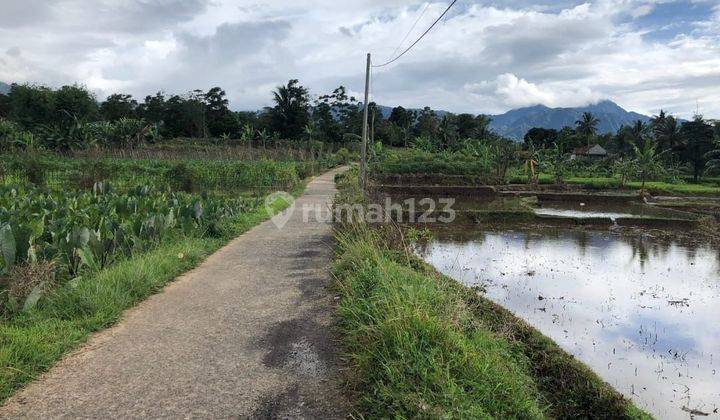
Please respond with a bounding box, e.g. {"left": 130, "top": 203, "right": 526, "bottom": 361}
{"left": 166, "top": 210, "right": 175, "bottom": 228}
{"left": 26, "top": 216, "right": 44, "bottom": 239}
{"left": 72, "top": 227, "right": 90, "bottom": 249}
{"left": 77, "top": 247, "right": 100, "bottom": 271}
{"left": 0, "top": 224, "right": 16, "bottom": 271}
{"left": 22, "top": 285, "right": 43, "bottom": 312}
{"left": 193, "top": 201, "right": 203, "bottom": 220}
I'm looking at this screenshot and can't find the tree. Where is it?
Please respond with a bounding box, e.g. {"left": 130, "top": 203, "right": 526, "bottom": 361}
{"left": 53, "top": 84, "right": 98, "bottom": 126}
{"left": 415, "top": 106, "right": 438, "bottom": 139}
{"left": 575, "top": 112, "right": 599, "bottom": 145}
{"left": 705, "top": 136, "right": 720, "bottom": 174}
{"left": 524, "top": 127, "right": 558, "bottom": 149}
{"left": 653, "top": 114, "right": 682, "bottom": 155}
{"left": 204, "top": 87, "right": 238, "bottom": 137}
{"left": 139, "top": 92, "right": 166, "bottom": 124}
{"left": 437, "top": 115, "right": 458, "bottom": 150}
{"left": 8, "top": 84, "right": 56, "bottom": 128}
{"left": 680, "top": 115, "right": 715, "bottom": 181}
{"left": 269, "top": 79, "right": 310, "bottom": 140}
{"left": 627, "top": 120, "right": 651, "bottom": 149}
{"left": 101, "top": 93, "right": 138, "bottom": 122}
{"left": 388, "top": 106, "right": 414, "bottom": 129}
{"left": 0, "top": 93, "right": 10, "bottom": 118}
{"left": 163, "top": 93, "right": 206, "bottom": 138}
{"left": 474, "top": 114, "right": 492, "bottom": 139}
{"left": 632, "top": 141, "right": 664, "bottom": 191}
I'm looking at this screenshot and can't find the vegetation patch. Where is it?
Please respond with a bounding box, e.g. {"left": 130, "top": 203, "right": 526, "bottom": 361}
{"left": 0, "top": 187, "right": 299, "bottom": 401}
{"left": 331, "top": 171, "right": 648, "bottom": 419}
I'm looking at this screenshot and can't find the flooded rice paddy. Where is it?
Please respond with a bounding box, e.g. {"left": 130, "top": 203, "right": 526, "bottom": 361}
{"left": 533, "top": 201, "right": 693, "bottom": 221}
{"left": 417, "top": 227, "right": 719, "bottom": 419}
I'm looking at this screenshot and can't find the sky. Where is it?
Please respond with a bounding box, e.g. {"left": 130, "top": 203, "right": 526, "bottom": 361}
{"left": 0, "top": 0, "right": 719, "bottom": 119}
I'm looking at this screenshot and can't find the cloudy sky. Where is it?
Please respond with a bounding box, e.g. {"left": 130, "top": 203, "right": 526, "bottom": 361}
{"left": 1, "top": 0, "right": 719, "bottom": 118}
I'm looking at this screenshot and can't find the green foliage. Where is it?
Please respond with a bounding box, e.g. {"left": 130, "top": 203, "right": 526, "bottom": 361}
{"left": 333, "top": 229, "right": 546, "bottom": 418}
{"left": 540, "top": 141, "right": 567, "bottom": 184}
{"left": 336, "top": 147, "right": 351, "bottom": 164}
{"left": 632, "top": 141, "right": 665, "bottom": 189}
{"left": 0, "top": 192, "right": 297, "bottom": 401}
{"left": 372, "top": 149, "right": 493, "bottom": 178}
{"left": 268, "top": 79, "right": 310, "bottom": 140}
{"left": 0, "top": 185, "right": 252, "bottom": 284}
{"left": 331, "top": 175, "right": 648, "bottom": 419}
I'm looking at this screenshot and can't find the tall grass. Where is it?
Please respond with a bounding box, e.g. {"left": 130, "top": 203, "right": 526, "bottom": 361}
{"left": 0, "top": 153, "right": 344, "bottom": 193}
{"left": 331, "top": 171, "right": 649, "bottom": 419}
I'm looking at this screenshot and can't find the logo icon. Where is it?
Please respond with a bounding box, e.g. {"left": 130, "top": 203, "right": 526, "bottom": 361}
{"left": 265, "top": 191, "right": 296, "bottom": 229}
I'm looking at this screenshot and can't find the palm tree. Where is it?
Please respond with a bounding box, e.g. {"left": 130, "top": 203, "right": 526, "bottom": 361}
{"left": 653, "top": 114, "right": 682, "bottom": 154}
{"left": 437, "top": 115, "right": 458, "bottom": 150}
{"left": 269, "top": 79, "right": 310, "bottom": 139}
{"left": 632, "top": 141, "right": 665, "bottom": 192}
{"left": 575, "top": 112, "right": 600, "bottom": 145}
{"left": 655, "top": 116, "right": 682, "bottom": 150}
{"left": 628, "top": 120, "right": 651, "bottom": 149}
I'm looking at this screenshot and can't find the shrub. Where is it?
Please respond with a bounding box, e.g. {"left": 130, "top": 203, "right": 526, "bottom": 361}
{"left": 337, "top": 147, "right": 351, "bottom": 164}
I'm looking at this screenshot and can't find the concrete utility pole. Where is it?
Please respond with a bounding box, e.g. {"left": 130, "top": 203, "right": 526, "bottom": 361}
{"left": 360, "top": 53, "right": 371, "bottom": 193}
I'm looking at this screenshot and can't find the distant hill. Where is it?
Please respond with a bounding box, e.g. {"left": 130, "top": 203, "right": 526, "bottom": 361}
{"left": 488, "top": 100, "right": 651, "bottom": 140}
{"left": 0, "top": 82, "right": 10, "bottom": 95}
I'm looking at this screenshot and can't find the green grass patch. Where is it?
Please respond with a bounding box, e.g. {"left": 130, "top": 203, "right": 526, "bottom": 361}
{"left": 332, "top": 171, "right": 649, "bottom": 419}
{"left": 0, "top": 186, "right": 299, "bottom": 402}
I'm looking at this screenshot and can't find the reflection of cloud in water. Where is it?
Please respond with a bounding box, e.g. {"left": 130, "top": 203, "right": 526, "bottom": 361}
{"left": 418, "top": 229, "right": 720, "bottom": 419}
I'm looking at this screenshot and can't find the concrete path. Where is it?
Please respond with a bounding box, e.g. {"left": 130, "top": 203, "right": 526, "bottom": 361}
{"left": 0, "top": 167, "right": 350, "bottom": 419}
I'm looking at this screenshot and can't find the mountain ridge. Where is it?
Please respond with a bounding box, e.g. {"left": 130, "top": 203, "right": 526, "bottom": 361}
{"left": 377, "top": 100, "right": 651, "bottom": 140}
{"left": 488, "top": 100, "right": 651, "bottom": 140}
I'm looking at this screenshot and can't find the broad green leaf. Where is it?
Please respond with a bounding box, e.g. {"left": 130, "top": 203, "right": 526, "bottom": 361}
{"left": 0, "top": 224, "right": 16, "bottom": 271}
{"left": 22, "top": 285, "right": 43, "bottom": 312}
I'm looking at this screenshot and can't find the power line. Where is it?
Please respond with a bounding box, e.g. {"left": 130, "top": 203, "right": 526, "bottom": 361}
{"left": 385, "top": 2, "right": 431, "bottom": 63}
{"left": 372, "top": 0, "right": 458, "bottom": 68}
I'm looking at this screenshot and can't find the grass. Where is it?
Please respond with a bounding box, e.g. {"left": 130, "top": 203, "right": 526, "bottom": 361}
{"left": 372, "top": 149, "right": 720, "bottom": 196}
{"left": 331, "top": 171, "right": 649, "bottom": 419}
{"left": 0, "top": 182, "right": 302, "bottom": 402}
{"left": 0, "top": 151, "right": 345, "bottom": 194}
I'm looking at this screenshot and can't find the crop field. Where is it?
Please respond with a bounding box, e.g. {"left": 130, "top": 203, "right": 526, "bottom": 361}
{"left": 0, "top": 148, "right": 344, "bottom": 400}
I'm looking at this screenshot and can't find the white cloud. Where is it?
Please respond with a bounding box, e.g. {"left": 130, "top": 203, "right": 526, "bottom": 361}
{"left": 0, "top": 0, "right": 718, "bottom": 119}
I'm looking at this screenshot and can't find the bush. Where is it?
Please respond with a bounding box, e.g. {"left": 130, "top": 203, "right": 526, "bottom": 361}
{"left": 337, "top": 147, "right": 351, "bottom": 164}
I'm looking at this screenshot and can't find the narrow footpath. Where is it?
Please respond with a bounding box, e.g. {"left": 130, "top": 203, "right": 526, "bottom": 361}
{"left": 0, "top": 167, "right": 350, "bottom": 419}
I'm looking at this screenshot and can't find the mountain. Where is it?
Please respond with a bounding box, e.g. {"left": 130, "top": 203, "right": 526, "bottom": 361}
{"left": 0, "top": 82, "right": 10, "bottom": 95}
{"left": 488, "top": 100, "right": 651, "bottom": 140}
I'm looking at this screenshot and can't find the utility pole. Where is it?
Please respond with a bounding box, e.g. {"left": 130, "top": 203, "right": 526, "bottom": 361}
{"left": 360, "top": 53, "right": 371, "bottom": 193}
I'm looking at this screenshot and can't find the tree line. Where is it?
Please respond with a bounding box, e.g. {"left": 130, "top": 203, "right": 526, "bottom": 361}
{"left": 0, "top": 79, "right": 718, "bottom": 181}
{"left": 522, "top": 111, "right": 720, "bottom": 181}
{"left": 0, "top": 78, "right": 505, "bottom": 152}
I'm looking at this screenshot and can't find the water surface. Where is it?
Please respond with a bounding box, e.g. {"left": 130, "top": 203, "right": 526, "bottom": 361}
{"left": 417, "top": 228, "right": 720, "bottom": 419}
